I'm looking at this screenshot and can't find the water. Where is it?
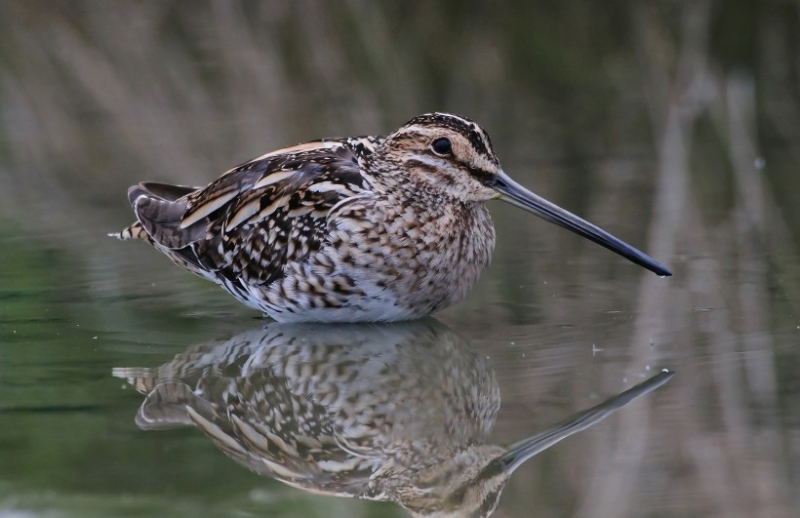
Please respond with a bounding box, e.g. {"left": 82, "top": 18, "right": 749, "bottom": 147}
{"left": 1, "top": 2, "right": 799, "bottom": 517}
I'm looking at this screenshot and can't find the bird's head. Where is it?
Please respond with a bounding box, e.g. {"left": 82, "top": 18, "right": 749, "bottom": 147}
{"left": 382, "top": 112, "right": 672, "bottom": 277}
{"left": 381, "top": 112, "right": 503, "bottom": 202}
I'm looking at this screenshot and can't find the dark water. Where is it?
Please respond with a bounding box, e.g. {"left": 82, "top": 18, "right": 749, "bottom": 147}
{"left": 1, "top": 2, "right": 799, "bottom": 517}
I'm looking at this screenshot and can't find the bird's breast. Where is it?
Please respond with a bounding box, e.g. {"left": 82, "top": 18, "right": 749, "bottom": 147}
{"left": 323, "top": 195, "right": 496, "bottom": 316}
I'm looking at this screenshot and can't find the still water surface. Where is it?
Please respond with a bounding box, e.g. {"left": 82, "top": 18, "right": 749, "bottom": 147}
{"left": 1, "top": 2, "right": 799, "bottom": 517}
{"left": 1, "top": 212, "right": 796, "bottom": 517}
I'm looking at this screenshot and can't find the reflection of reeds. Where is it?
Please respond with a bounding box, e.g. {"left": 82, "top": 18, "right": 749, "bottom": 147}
{"left": 1, "top": 2, "right": 799, "bottom": 517}
{"left": 561, "top": 3, "right": 798, "bottom": 518}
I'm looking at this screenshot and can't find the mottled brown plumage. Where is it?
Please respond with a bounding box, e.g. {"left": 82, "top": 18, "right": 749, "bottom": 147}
{"left": 113, "top": 320, "right": 674, "bottom": 518}
{"left": 114, "top": 113, "right": 671, "bottom": 322}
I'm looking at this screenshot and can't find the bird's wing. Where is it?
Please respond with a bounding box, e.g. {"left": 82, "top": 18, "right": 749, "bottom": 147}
{"left": 130, "top": 140, "right": 372, "bottom": 285}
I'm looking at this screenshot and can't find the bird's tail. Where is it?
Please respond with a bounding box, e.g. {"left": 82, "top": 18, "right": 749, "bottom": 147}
{"left": 110, "top": 181, "right": 201, "bottom": 245}
{"left": 109, "top": 221, "right": 152, "bottom": 242}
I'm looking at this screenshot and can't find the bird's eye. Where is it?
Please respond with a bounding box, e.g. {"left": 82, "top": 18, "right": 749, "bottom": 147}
{"left": 431, "top": 138, "right": 453, "bottom": 156}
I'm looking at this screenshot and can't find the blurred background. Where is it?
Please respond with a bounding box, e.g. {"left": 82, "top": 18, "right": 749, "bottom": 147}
{"left": 0, "top": 1, "right": 798, "bottom": 517}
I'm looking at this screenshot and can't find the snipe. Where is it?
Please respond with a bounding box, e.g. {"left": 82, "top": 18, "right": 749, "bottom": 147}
{"left": 113, "top": 113, "right": 671, "bottom": 322}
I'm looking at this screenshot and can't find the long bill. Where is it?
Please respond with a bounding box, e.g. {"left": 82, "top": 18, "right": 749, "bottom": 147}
{"left": 491, "top": 369, "right": 674, "bottom": 475}
{"left": 491, "top": 172, "right": 672, "bottom": 277}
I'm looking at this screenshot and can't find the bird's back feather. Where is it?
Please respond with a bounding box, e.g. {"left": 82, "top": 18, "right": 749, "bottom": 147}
{"left": 122, "top": 140, "right": 372, "bottom": 288}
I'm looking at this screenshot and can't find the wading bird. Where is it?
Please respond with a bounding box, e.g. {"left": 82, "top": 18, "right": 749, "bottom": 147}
{"left": 114, "top": 113, "right": 671, "bottom": 322}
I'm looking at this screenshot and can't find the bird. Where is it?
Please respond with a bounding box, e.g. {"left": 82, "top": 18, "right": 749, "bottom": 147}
{"left": 113, "top": 112, "right": 671, "bottom": 323}
{"left": 113, "top": 320, "right": 674, "bottom": 518}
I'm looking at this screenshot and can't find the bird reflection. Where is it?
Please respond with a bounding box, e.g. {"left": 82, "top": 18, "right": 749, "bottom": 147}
{"left": 114, "top": 319, "right": 672, "bottom": 518}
